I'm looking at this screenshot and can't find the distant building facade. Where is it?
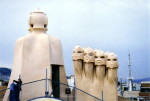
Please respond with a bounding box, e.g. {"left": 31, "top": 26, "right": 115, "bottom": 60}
{"left": 138, "top": 81, "right": 150, "bottom": 101}
{"left": 67, "top": 75, "right": 75, "bottom": 91}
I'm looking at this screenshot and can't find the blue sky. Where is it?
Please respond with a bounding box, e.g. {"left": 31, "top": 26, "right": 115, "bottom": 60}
{"left": 0, "top": 0, "right": 149, "bottom": 80}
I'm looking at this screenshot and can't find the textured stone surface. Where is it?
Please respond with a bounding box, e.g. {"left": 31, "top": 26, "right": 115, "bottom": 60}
{"left": 72, "top": 46, "right": 119, "bottom": 101}
{"left": 3, "top": 10, "right": 67, "bottom": 101}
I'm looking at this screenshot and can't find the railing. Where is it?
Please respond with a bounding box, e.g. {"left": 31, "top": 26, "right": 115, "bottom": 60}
{"left": 0, "top": 78, "right": 103, "bottom": 101}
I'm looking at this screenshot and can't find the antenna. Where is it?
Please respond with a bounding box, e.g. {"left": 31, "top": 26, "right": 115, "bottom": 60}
{"left": 128, "top": 53, "right": 131, "bottom": 78}
{"left": 127, "top": 52, "right": 133, "bottom": 91}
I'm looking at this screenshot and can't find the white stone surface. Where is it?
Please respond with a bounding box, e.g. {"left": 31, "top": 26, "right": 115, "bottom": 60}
{"left": 72, "top": 46, "right": 119, "bottom": 101}
{"left": 3, "top": 10, "right": 67, "bottom": 101}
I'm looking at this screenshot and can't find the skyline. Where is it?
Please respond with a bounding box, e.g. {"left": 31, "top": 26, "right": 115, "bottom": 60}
{"left": 0, "top": 0, "right": 149, "bottom": 80}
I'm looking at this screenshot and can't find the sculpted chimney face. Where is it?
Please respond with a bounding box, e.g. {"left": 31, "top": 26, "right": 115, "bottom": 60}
{"left": 28, "top": 9, "right": 48, "bottom": 31}
{"left": 72, "top": 46, "right": 84, "bottom": 61}
{"left": 94, "top": 50, "right": 106, "bottom": 66}
{"left": 106, "top": 52, "right": 118, "bottom": 68}
{"left": 83, "top": 48, "right": 94, "bottom": 63}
